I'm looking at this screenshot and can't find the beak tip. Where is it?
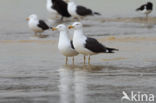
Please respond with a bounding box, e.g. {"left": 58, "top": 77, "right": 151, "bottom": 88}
{"left": 52, "top": 28, "right": 57, "bottom": 31}
{"left": 26, "top": 18, "right": 29, "bottom": 21}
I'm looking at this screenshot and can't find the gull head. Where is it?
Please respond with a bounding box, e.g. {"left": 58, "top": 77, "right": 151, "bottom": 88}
{"left": 26, "top": 14, "right": 38, "bottom": 21}
{"left": 68, "top": 22, "right": 83, "bottom": 30}
{"left": 52, "top": 24, "right": 67, "bottom": 32}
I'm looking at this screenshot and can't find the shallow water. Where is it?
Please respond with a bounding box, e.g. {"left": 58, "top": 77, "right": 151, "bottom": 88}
{"left": 0, "top": 0, "right": 156, "bottom": 103}
{"left": 0, "top": 65, "right": 156, "bottom": 103}
{"left": 0, "top": 39, "right": 156, "bottom": 103}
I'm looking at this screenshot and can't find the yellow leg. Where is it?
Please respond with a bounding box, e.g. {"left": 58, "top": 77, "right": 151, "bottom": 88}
{"left": 72, "top": 56, "right": 74, "bottom": 65}
{"left": 34, "top": 32, "right": 38, "bottom": 37}
{"left": 39, "top": 33, "right": 42, "bottom": 37}
{"left": 84, "top": 56, "right": 86, "bottom": 64}
{"left": 146, "top": 14, "right": 149, "bottom": 23}
{"left": 88, "top": 56, "right": 91, "bottom": 65}
{"left": 66, "top": 57, "right": 68, "bottom": 65}
{"left": 77, "top": 17, "right": 81, "bottom": 21}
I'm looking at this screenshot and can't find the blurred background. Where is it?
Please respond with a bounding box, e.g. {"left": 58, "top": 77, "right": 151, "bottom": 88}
{"left": 0, "top": 0, "right": 155, "bottom": 40}
{"left": 0, "top": 0, "right": 156, "bottom": 19}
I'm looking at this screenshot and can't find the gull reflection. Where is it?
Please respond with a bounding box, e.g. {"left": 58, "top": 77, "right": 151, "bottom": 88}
{"left": 58, "top": 65, "right": 103, "bottom": 103}
{"left": 74, "top": 67, "right": 87, "bottom": 103}
{"left": 58, "top": 65, "right": 74, "bottom": 103}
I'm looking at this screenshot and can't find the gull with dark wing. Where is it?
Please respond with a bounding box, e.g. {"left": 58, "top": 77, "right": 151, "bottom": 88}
{"left": 68, "top": 22, "right": 118, "bottom": 64}
{"left": 136, "top": 2, "right": 153, "bottom": 19}
{"left": 26, "top": 14, "right": 50, "bottom": 38}
{"left": 67, "top": 0, "right": 101, "bottom": 20}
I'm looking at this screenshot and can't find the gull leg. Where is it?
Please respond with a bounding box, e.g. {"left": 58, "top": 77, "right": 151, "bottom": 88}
{"left": 72, "top": 17, "right": 77, "bottom": 22}
{"left": 84, "top": 56, "right": 86, "bottom": 64}
{"left": 66, "top": 56, "right": 68, "bottom": 65}
{"left": 39, "top": 33, "right": 44, "bottom": 38}
{"left": 76, "top": 17, "right": 81, "bottom": 21}
{"left": 80, "top": 17, "right": 84, "bottom": 21}
{"left": 78, "top": 18, "right": 81, "bottom": 22}
{"left": 34, "top": 32, "right": 38, "bottom": 37}
{"left": 72, "top": 56, "right": 74, "bottom": 65}
{"left": 146, "top": 14, "right": 149, "bottom": 23}
{"left": 60, "top": 16, "right": 64, "bottom": 21}
{"left": 88, "top": 56, "right": 91, "bottom": 65}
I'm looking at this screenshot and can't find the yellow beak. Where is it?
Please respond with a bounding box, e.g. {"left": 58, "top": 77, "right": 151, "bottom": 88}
{"left": 26, "top": 18, "right": 29, "bottom": 21}
{"left": 68, "top": 25, "right": 74, "bottom": 29}
{"left": 52, "top": 27, "right": 57, "bottom": 31}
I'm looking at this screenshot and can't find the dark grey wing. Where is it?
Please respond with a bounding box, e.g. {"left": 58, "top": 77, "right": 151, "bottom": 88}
{"left": 76, "top": 5, "right": 93, "bottom": 16}
{"left": 85, "top": 37, "right": 119, "bottom": 53}
{"left": 52, "top": 0, "right": 71, "bottom": 17}
{"left": 38, "top": 20, "right": 49, "bottom": 30}
{"left": 136, "top": 4, "right": 146, "bottom": 11}
{"left": 70, "top": 40, "right": 75, "bottom": 49}
{"left": 85, "top": 37, "right": 107, "bottom": 53}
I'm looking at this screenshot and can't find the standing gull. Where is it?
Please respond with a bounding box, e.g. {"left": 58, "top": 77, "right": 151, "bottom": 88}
{"left": 26, "top": 14, "right": 50, "bottom": 37}
{"left": 52, "top": 24, "right": 78, "bottom": 64}
{"left": 67, "top": 0, "right": 101, "bottom": 20}
{"left": 136, "top": 2, "right": 153, "bottom": 20}
{"left": 68, "top": 22, "right": 118, "bottom": 64}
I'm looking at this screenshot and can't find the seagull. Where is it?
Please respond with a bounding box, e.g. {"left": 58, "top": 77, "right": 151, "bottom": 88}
{"left": 67, "top": 0, "right": 101, "bottom": 20}
{"left": 68, "top": 22, "right": 118, "bottom": 64}
{"left": 52, "top": 24, "right": 79, "bottom": 64}
{"left": 52, "top": 0, "right": 71, "bottom": 21}
{"left": 136, "top": 2, "right": 153, "bottom": 19}
{"left": 26, "top": 14, "right": 50, "bottom": 37}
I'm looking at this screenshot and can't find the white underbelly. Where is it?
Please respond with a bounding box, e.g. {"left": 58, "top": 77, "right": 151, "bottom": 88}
{"left": 74, "top": 43, "right": 95, "bottom": 56}
{"left": 68, "top": 7, "right": 78, "bottom": 17}
{"left": 29, "top": 24, "right": 43, "bottom": 33}
{"left": 142, "top": 10, "right": 152, "bottom": 14}
{"left": 59, "top": 46, "right": 78, "bottom": 57}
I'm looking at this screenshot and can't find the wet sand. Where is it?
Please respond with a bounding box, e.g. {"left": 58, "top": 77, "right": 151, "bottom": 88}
{"left": 0, "top": 34, "right": 156, "bottom": 103}
{"left": 0, "top": 0, "right": 156, "bottom": 102}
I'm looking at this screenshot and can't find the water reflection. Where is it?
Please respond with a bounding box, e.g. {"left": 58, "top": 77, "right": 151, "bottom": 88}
{"left": 74, "top": 69, "right": 87, "bottom": 103}
{"left": 58, "top": 65, "right": 90, "bottom": 103}
{"left": 58, "top": 66, "right": 74, "bottom": 103}
{"left": 58, "top": 64, "right": 104, "bottom": 103}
